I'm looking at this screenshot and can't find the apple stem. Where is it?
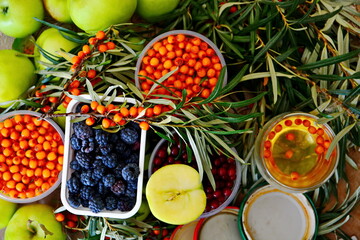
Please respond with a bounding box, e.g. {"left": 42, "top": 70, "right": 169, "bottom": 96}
{"left": 167, "top": 191, "right": 181, "bottom": 201}
{"left": 1, "top": 6, "right": 8, "bottom": 14}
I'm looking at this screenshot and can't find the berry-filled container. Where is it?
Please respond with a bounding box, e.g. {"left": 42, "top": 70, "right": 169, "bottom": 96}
{"left": 0, "top": 110, "right": 64, "bottom": 203}
{"left": 135, "top": 30, "right": 227, "bottom": 100}
{"left": 149, "top": 136, "right": 241, "bottom": 219}
{"left": 61, "top": 96, "right": 147, "bottom": 218}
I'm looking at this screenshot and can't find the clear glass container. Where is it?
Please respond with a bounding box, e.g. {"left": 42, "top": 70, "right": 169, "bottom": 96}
{"left": 254, "top": 112, "right": 339, "bottom": 193}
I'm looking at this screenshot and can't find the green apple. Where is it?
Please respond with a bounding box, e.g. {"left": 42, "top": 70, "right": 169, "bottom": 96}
{"left": 0, "top": 199, "right": 17, "bottom": 229}
{"left": 146, "top": 164, "right": 206, "bottom": 225}
{"left": 53, "top": 104, "right": 66, "bottom": 130}
{"left": 0, "top": 49, "right": 35, "bottom": 107}
{"left": 0, "top": 0, "right": 44, "bottom": 38}
{"left": 34, "top": 27, "right": 79, "bottom": 69}
{"left": 43, "top": 0, "right": 72, "bottom": 23}
{"left": 68, "top": 0, "right": 137, "bottom": 33}
{"left": 4, "top": 204, "right": 66, "bottom": 240}
{"left": 134, "top": 198, "right": 151, "bottom": 222}
{"left": 136, "top": 0, "right": 179, "bottom": 23}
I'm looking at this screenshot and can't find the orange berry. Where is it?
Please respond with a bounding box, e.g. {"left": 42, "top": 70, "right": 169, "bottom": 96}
{"left": 120, "top": 107, "right": 129, "bottom": 117}
{"left": 80, "top": 105, "right": 90, "bottom": 113}
{"left": 98, "top": 44, "right": 108, "bottom": 52}
{"left": 1, "top": 139, "right": 11, "bottom": 147}
{"left": 291, "top": 171, "right": 300, "bottom": 180}
{"left": 129, "top": 107, "right": 138, "bottom": 117}
{"left": 102, "top": 118, "right": 111, "bottom": 129}
{"left": 96, "top": 31, "right": 106, "bottom": 40}
{"left": 87, "top": 69, "right": 97, "bottom": 79}
{"left": 82, "top": 45, "right": 91, "bottom": 55}
{"left": 153, "top": 105, "right": 162, "bottom": 115}
{"left": 55, "top": 213, "right": 65, "bottom": 222}
{"left": 90, "top": 101, "right": 99, "bottom": 110}
{"left": 113, "top": 113, "right": 123, "bottom": 123}
{"left": 139, "top": 121, "right": 150, "bottom": 131}
{"left": 106, "top": 41, "right": 116, "bottom": 50}
{"left": 96, "top": 104, "right": 106, "bottom": 114}
{"left": 3, "top": 119, "right": 13, "bottom": 128}
{"left": 88, "top": 37, "right": 97, "bottom": 45}
{"left": 71, "top": 56, "right": 81, "bottom": 64}
{"left": 47, "top": 152, "right": 57, "bottom": 161}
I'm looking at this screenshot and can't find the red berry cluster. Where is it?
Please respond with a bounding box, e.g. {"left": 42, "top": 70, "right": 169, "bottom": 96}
{"left": 55, "top": 211, "right": 83, "bottom": 229}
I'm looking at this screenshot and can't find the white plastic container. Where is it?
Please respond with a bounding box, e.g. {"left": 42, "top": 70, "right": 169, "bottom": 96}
{"left": 60, "top": 95, "right": 147, "bottom": 218}
{"left": 239, "top": 184, "right": 318, "bottom": 240}
{"left": 148, "top": 137, "right": 241, "bottom": 219}
{"left": 135, "top": 30, "right": 227, "bottom": 88}
{"left": 0, "top": 110, "right": 64, "bottom": 203}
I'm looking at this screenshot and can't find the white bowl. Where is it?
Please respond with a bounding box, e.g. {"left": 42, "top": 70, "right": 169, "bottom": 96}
{"left": 0, "top": 110, "right": 64, "bottom": 203}
{"left": 60, "top": 95, "right": 147, "bottom": 218}
{"left": 135, "top": 30, "right": 227, "bottom": 88}
{"left": 148, "top": 137, "right": 241, "bottom": 219}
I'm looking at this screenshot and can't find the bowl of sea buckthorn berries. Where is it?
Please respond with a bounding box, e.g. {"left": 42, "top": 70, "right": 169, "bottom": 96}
{"left": 0, "top": 110, "right": 64, "bottom": 203}
{"left": 135, "top": 30, "right": 227, "bottom": 101}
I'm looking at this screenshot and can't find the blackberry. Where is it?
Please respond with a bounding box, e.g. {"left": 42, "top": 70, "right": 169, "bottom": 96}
{"left": 105, "top": 196, "right": 118, "bottom": 211}
{"left": 125, "top": 188, "right": 136, "bottom": 198}
{"left": 111, "top": 179, "right": 127, "bottom": 196}
{"left": 68, "top": 193, "right": 81, "bottom": 208}
{"left": 75, "top": 151, "right": 92, "bottom": 169}
{"left": 80, "top": 170, "right": 97, "bottom": 186}
{"left": 98, "top": 181, "right": 109, "bottom": 195}
{"left": 103, "top": 174, "right": 116, "bottom": 187}
{"left": 132, "top": 141, "right": 141, "bottom": 151}
{"left": 89, "top": 195, "right": 105, "bottom": 213}
{"left": 128, "top": 121, "right": 141, "bottom": 133}
{"left": 117, "top": 196, "right": 135, "bottom": 211}
{"left": 93, "top": 159, "right": 104, "bottom": 168}
{"left": 125, "top": 153, "right": 139, "bottom": 164}
{"left": 122, "top": 163, "right": 140, "bottom": 181}
{"left": 109, "top": 133, "right": 120, "bottom": 142}
{"left": 80, "top": 186, "right": 95, "bottom": 200}
{"left": 120, "top": 128, "right": 138, "bottom": 145}
{"left": 67, "top": 175, "right": 81, "bottom": 194}
{"left": 101, "top": 153, "right": 118, "bottom": 168}
{"left": 92, "top": 165, "right": 106, "bottom": 180}
{"left": 73, "top": 121, "right": 94, "bottom": 140}
{"left": 95, "top": 129, "right": 110, "bottom": 146}
{"left": 113, "top": 162, "right": 126, "bottom": 177}
{"left": 80, "top": 198, "right": 89, "bottom": 208}
{"left": 70, "top": 160, "right": 82, "bottom": 171}
{"left": 81, "top": 138, "right": 95, "bottom": 153}
{"left": 114, "top": 141, "right": 132, "bottom": 158}
{"left": 70, "top": 135, "right": 82, "bottom": 150}
{"left": 99, "top": 145, "right": 112, "bottom": 155}
{"left": 127, "top": 179, "right": 138, "bottom": 190}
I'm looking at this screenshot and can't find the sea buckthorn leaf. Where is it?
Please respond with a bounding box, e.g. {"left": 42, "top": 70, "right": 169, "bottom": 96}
{"left": 298, "top": 6, "right": 343, "bottom": 24}
{"left": 325, "top": 122, "right": 356, "bottom": 160}
{"left": 214, "top": 91, "right": 267, "bottom": 108}
{"left": 220, "top": 64, "right": 249, "bottom": 95}
{"left": 216, "top": 31, "right": 244, "bottom": 59}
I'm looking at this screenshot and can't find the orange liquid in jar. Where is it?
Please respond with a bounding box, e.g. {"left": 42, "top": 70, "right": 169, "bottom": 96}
{"left": 262, "top": 115, "right": 337, "bottom": 189}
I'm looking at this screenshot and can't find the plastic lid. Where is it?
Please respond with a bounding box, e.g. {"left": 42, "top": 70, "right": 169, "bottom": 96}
{"left": 239, "top": 185, "right": 317, "bottom": 240}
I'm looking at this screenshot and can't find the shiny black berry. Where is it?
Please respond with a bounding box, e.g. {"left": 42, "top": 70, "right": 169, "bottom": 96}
{"left": 120, "top": 128, "right": 138, "bottom": 145}
{"left": 122, "top": 163, "right": 140, "bottom": 181}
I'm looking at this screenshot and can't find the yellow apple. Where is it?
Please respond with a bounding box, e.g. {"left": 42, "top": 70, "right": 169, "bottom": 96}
{"left": 136, "top": 0, "right": 179, "bottom": 23}
{"left": 146, "top": 164, "right": 206, "bottom": 225}
{"left": 0, "top": 199, "right": 17, "bottom": 229}
{"left": 43, "top": 0, "right": 72, "bottom": 23}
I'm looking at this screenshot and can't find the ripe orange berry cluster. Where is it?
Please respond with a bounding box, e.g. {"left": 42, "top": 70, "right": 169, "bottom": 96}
{"left": 35, "top": 81, "right": 83, "bottom": 110}
{"left": 55, "top": 211, "right": 81, "bottom": 229}
{"left": 139, "top": 34, "right": 223, "bottom": 100}
{"left": 70, "top": 30, "right": 116, "bottom": 72}
{"left": 80, "top": 101, "right": 171, "bottom": 130}
{"left": 0, "top": 115, "right": 64, "bottom": 199}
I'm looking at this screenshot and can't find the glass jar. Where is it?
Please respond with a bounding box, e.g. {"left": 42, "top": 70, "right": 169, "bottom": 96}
{"left": 254, "top": 112, "right": 339, "bottom": 193}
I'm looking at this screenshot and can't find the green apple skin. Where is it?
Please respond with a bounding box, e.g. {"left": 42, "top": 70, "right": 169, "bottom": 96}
{"left": 0, "top": 0, "right": 44, "bottom": 38}
{"left": 0, "top": 199, "right": 17, "bottom": 229}
{"left": 43, "top": 0, "right": 72, "bottom": 23}
{"left": 135, "top": 198, "right": 151, "bottom": 222}
{"left": 68, "top": 0, "right": 137, "bottom": 33}
{"left": 4, "top": 204, "right": 66, "bottom": 240}
{"left": 136, "top": 0, "right": 179, "bottom": 22}
{"left": 34, "top": 28, "right": 79, "bottom": 69}
{"left": 0, "top": 49, "right": 35, "bottom": 106}
{"left": 127, "top": 36, "right": 145, "bottom": 52}
{"left": 53, "top": 104, "right": 66, "bottom": 130}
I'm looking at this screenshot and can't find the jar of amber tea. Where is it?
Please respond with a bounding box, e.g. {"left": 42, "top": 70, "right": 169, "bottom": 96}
{"left": 254, "top": 112, "right": 339, "bottom": 193}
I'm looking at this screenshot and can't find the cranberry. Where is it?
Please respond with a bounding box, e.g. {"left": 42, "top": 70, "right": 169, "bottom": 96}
{"left": 167, "top": 156, "right": 175, "bottom": 164}
{"left": 218, "top": 167, "right": 227, "bottom": 177}
{"left": 210, "top": 200, "right": 220, "bottom": 209}
{"left": 227, "top": 158, "right": 235, "bottom": 164}
{"left": 219, "top": 155, "right": 227, "bottom": 162}
{"left": 224, "top": 188, "right": 232, "bottom": 197}
{"left": 206, "top": 192, "right": 213, "bottom": 200}
{"left": 213, "top": 190, "right": 222, "bottom": 198}
{"left": 182, "top": 153, "right": 188, "bottom": 160}
{"left": 132, "top": 141, "right": 140, "bottom": 151}
{"left": 157, "top": 148, "right": 167, "bottom": 158}
{"left": 170, "top": 146, "right": 179, "bottom": 156}
{"left": 228, "top": 168, "right": 236, "bottom": 177}
{"left": 205, "top": 186, "right": 213, "bottom": 194}
{"left": 217, "top": 195, "right": 225, "bottom": 203}
{"left": 214, "top": 159, "right": 221, "bottom": 167}
{"left": 154, "top": 157, "right": 162, "bottom": 166}
{"left": 174, "top": 160, "right": 183, "bottom": 164}
{"left": 211, "top": 168, "right": 217, "bottom": 175}
{"left": 226, "top": 181, "right": 234, "bottom": 188}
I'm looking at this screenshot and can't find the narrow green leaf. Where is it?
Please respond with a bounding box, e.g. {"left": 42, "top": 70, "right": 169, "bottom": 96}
{"left": 204, "top": 129, "right": 252, "bottom": 135}
{"left": 267, "top": 54, "right": 278, "bottom": 103}
{"left": 199, "top": 68, "right": 225, "bottom": 104}
{"left": 154, "top": 131, "right": 175, "bottom": 144}
{"left": 127, "top": 82, "right": 144, "bottom": 100}
{"left": 275, "top": 47, "right": 298, "bottom": 62}
{"left": 311, "top": 85, "right": 318, "bottom": 107}
{"left": 147, "top": 67, "right": 178, "bottom": 96}
{"left": 85, "top": 79, "right": 100, "bottom": 103}
{"left": 325, "top": 123, "right": 356, "bottom": 160}
{"left": 215, "top": 92, "right": 267, "bottom": 108}
{"left": 298, "top": 48, "right": 360, "bottom": 70}
{"left": 299, "top": 6, "right": 342, "bottom": 24}
{"left": 252, "top": 26, "right": 287, "bottom": 64}
{"left": 310, "top": 72, "right": 360, "bottom": 81}
{"left": 33, "top": 17, "right": 81, "bottom": 36}
{"left": 215, "top": 112, "right": 262, "bottom": 123}
{"left": 216, "top": 31, "right": 244, "bottom": 58}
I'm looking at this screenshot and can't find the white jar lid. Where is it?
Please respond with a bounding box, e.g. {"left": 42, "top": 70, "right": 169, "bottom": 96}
{"left": 241, "top": 185, "right": 317, "bottom": 240}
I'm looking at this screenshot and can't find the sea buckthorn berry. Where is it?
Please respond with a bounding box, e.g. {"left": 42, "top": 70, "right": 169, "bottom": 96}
{"left": 102, "top": 118, "right": 111, "bottom": 129}
{"left": 90, "top": 101, "right": 99, "bottom": 110}
{"left": 284, "top": 150, "right": 294, "bottom": 159}
{"left": 295, "top": 118, "right": 302, "bottom": 125}
{"left": 317, "top": 128, "right": 324, "bottom": 135}
{"left": 82, "top": 45, "right": 91, "bottom": 55}
{"left": 55, "top": 213, "right": 65, "bottom": 222}
{"left": 315, "top": 145, "right": 325, "bottom": 154}
{"left": 176, "top": 34, "right": 185, "bottom": 42}
{"left": 88, "top": 37, "right": 97, "bottom": 45}
{"left": 106, "top": 41, "right": 116, "bottom": 50}
{"left": 98, "top": 44, "right": 108, "bottom": 52}
{"left": 120, "top": 107, "right": 129, "bottom": 117}
{"left": 153, "top": 105, "right": 162, "bottom": 115}
{"left": 303, "top": 120, "right": 311, "bottom": 127}
{"left": 80, "top": 105, "right": 90, "bottom": 114}
{"left": 71, "top": 56, "right": 81, "bottom": 64}
{"left": 264, "top": 140, "right": 272, "bottom": 148}
{"left": 96, "top": 31, "right": 106, "bottom": 40}
{"left": 129, "top": 107, "right": 138, "bottom": 117}
{"left": 96, "top": 105, "right": 106, "bottom": 115}
{"left": 308, "top": 126, "right": 317, "bottom": 134}
{"left": 87, "top": 69, "right": 97, "bottom": 79}
{"left": 139, "top": 121, "right": 150, "bottom": 131}
{"left": 113, "top": 113, "right": 122, "bottom": 123}
{"left": 291, "top": 171, "right": 299, "bottom": 180}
